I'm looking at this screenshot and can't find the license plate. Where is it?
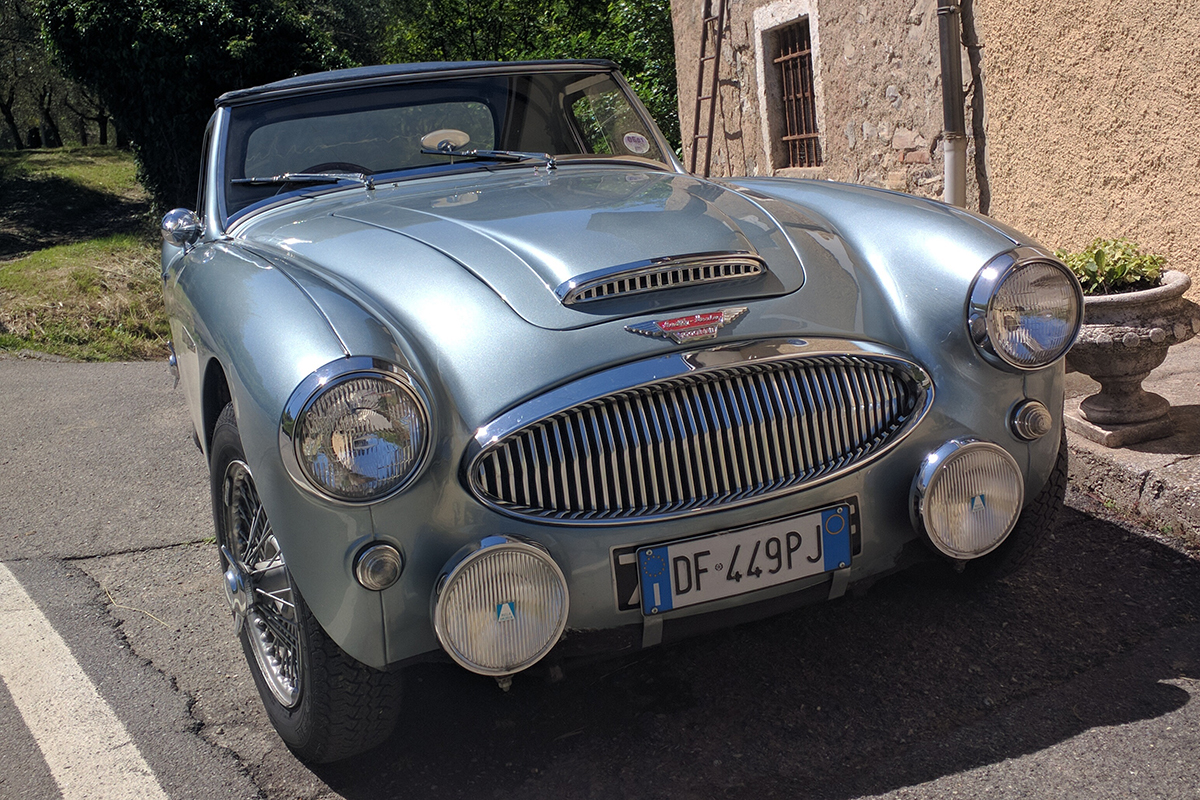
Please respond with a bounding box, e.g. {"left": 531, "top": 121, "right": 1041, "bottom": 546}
{"left": 636, "top": 502, "right": 854, "bottom": 615}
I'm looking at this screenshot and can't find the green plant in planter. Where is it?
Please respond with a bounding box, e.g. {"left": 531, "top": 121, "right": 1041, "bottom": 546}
{"left": 1055, "top": 237, "right": 1164, "bottom": 295}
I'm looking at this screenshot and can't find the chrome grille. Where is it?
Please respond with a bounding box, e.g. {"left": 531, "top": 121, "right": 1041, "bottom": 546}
{"left": 559, "top": 254, "right": 765, "bottom": 305}
{"left": 471, "top": 354, "right": 927, "bottom": 522}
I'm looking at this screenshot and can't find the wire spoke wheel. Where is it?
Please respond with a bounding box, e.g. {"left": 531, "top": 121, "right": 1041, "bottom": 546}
{"left": 222, "top": 458, "right": 302, "bottom": 708}
{"left": 209, "top": 403, "right": 404, "bottom": 762}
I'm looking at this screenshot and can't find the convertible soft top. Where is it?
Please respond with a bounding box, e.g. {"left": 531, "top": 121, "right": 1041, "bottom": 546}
{"left": 215, "top": 59, "right": 619, "bottom": 107}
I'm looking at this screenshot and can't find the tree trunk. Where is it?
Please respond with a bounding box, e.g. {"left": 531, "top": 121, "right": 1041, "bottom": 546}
{"left": 0, "top": 88, "right": 23, "bottom": 149}
{"left": 96, "top": 112, "right": 108, "bottom": 146}
{"left": 38, "top": 86, "right": 64, "bottom": 148}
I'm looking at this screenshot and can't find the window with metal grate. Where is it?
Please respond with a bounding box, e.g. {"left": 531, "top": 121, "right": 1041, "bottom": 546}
{"left": 772, "top": 19, "right": 822, "bottom": 168}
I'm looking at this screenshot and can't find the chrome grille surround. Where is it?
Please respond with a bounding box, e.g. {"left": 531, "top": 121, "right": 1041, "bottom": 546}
{"left": 467, "top": 339, "right": 933, "bottom": 525}
{"left": 556, "top": 251, "right": 767, "bottom": 305}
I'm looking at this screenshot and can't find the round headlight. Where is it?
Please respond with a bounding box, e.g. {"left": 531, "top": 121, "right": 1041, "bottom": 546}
{"left": 912, "top": 439, "right": 1025, "bottom": 559}
{"left": 433, "top": 537, "right": 569, "bottom": 677}
{"left": 970, "top": 254, "right": 1083, "bottom": 370}
{"left": 288, "top": 367, "right": 429, "bottom": 502}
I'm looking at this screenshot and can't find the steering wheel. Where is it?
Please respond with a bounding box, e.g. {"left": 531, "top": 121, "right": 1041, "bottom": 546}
{"left": 299, "top": 161, "right": 374, "bottom": 175}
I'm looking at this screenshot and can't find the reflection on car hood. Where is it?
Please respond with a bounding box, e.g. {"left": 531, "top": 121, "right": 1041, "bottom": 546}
{"left": 244, "top": 166, "right": 830, "bottom": 330}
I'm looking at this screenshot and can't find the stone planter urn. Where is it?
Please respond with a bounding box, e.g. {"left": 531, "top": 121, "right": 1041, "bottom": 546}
{"left": 1065, "top": 269, "right": 1200, "bottom": 447}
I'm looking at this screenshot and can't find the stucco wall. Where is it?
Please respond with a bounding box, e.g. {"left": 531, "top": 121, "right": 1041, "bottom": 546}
{"left": 976, "top": 1, "right": 1200, "bottom": 290}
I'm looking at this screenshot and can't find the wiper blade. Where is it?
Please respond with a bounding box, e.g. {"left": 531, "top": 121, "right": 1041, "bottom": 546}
{"left": 232, "top": 172, "right": 375, "bottom": 188}
{"left": 420, "top": 146, "right": 556, "bottom": 170}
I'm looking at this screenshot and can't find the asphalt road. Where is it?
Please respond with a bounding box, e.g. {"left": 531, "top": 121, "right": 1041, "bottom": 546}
{"left": 2, "top": 354, "right": 1199, "bottom": 799}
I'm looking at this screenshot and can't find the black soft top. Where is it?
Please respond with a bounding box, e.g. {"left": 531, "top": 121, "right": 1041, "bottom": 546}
{"left": 216, "top": 59, "right": 619, "bottom": 107}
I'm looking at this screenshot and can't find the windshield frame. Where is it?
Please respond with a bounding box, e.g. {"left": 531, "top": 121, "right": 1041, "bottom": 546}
{"left": 209, "top": 64, "right": 682, "bottom": 233}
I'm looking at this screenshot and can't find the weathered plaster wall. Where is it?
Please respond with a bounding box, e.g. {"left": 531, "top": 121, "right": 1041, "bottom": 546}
{"left": 975, "top": 1, "right": 1200, "bottom": 291}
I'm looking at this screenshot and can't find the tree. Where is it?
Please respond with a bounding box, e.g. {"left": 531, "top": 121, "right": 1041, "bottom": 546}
{"left": 63, "top": 86, "right": 111, "bottom": 145}
{"left": 1, "top": 0, "right": 42, "bottom": 148}
{"left": 385, "top": 0, "right": 679, "bottom": 151}
{"left": 38, "top": 0, "right": 350, "bottom": 210}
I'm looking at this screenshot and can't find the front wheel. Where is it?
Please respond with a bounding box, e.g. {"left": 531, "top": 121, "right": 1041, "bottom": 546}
{"left": 210, "top": 403, "right": 403, "bottom": 762}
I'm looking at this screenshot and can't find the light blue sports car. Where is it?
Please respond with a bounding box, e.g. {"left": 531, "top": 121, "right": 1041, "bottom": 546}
{"left": 161, "top": 59, "right": 1082, "bottom": 762}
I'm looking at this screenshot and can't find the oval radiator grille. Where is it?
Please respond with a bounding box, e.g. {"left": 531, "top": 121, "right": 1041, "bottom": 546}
{"left": 470, "top": 355, "right": 928, "bottom": 522}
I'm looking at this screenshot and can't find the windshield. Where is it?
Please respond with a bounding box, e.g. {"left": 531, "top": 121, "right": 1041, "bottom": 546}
{"left": 222, "top": 70, "right": 669, "bottom": 221}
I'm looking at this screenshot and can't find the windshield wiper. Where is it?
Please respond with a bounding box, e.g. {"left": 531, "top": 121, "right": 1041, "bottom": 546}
{"left": 232, "top": 172, "right": 375, "bottom": 189}
{"left": 420, "top": 146, "right": 556, "bottom": 170}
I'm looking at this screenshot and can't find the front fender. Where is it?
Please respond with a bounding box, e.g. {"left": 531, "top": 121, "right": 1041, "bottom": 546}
{"left": 169, "top": 240, "right": 392, "bottom": 668}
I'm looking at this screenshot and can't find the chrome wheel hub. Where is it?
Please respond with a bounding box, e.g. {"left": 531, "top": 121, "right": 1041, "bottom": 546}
{"left": 221, "top": 459, "right": 302, "bottom": 708}
{"left": 221, "top": 546, "right": 251, "bottom": 634}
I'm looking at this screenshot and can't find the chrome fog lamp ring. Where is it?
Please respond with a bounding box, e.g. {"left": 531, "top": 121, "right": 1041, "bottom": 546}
{"left": 967, "top": 247, "right": 1084, "bottom": 371}
{"left": 279, "top": 357, "right": 432, "bottom": 504}
{"left": 432, "top": 536, "right": 569, "bottom": 677}
{"left": 912, "top": 438, "right": 1025, "bottom": 560}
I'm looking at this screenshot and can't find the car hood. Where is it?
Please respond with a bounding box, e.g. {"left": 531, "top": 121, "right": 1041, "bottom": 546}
{"left": 242, "top": 166, "right": 824, "bottom": 330}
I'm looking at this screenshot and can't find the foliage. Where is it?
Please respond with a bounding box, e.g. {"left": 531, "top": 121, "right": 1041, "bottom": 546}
{"left": 38, "top": 0, "right": 351, "bottom": 211}
{"left": 0, "top": 233, "right": 167, "bottom": 360}
{"left": 33, "top": 0, "right": 679, "bottom": 210}
{"left": 1056, "top": 238, "right": 1164, "bottom": 296}
{"left": 385, "top": 0, "right": 680, "bottom": 151}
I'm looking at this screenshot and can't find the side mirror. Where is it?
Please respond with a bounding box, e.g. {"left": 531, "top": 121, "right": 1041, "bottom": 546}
{"left": 161, "top": 209, "right": 202, "bottom": 248}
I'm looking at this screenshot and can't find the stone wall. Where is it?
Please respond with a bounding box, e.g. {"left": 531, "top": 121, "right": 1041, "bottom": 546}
{"left": 670, "top": 0, "right": 973, "bottom": 202}
{"left": 670, "top": 0, "right": 1200, "bottom": 292}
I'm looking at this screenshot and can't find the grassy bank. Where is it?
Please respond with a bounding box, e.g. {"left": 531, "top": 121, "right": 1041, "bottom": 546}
{"left": 0, "top": 234, "right": 167, "bottom": 360}
{"left": 0, "top": 147, "right": 166, "bottom": 361}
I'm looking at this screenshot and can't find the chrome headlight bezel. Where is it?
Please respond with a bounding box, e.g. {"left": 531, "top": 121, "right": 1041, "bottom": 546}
{"left": 967, "top": 246, "right": 1084, "bottom": 371}
{"left": 279, "top": 357, "right": 431, "bottom": 504}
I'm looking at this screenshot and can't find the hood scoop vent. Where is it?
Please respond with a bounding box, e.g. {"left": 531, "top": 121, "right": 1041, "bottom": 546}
{"left": 555, "top": 251, "right": 766, "bottom": 306}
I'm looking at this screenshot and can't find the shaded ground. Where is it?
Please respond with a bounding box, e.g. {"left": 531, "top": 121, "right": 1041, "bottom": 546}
{"left": 83, "top": 488, "right": 1200, "bottom": 799}
{"left": 0, "top": 149, "right": 151, "bottom": 260}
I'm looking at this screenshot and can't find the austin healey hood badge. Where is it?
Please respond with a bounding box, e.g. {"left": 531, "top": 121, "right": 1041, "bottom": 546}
{"left": 625, "top": 307, "right": 748, "bottom": 344}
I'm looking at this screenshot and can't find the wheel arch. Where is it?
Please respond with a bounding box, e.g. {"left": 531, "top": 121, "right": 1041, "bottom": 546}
{"left": 201, "top": 357, "right": 232, "bottom": 460}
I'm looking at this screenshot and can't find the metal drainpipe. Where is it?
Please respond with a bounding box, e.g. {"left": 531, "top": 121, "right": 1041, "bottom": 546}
{"left": 938, "top": 0, "right": 967, "bottom": 207}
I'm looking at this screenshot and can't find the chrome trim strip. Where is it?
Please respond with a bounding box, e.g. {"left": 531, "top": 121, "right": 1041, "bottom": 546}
{"left": 966, "top": 245, "right": 1085, "bottom": 372}
{"left": 209, "top": 106, "right": 231, "bottom": 238}
{"left": 466, "top": 338, "right": 934, "bottom": 526}
{"left": 278, "top": 356, "right": 433, "bottom": 505}
{"left": 556, "top": 251, "right": 767, "bottom": 305}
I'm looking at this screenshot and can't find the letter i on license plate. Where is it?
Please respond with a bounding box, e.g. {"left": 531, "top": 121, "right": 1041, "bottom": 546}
{"left": 636, "top": 502, "right": 853, "bottom": 615}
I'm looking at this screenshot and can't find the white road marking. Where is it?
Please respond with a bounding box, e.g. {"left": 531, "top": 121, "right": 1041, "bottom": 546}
{"left": 0, "top": 563, "right": 170, "bottom": 800}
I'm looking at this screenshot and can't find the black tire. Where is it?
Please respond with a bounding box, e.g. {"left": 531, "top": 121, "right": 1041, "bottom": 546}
{"left": 953, "top": 429, "right": 1068, "bottom": 583}
{"left": 209, "top": 403, "right": 403, "bottom": 763}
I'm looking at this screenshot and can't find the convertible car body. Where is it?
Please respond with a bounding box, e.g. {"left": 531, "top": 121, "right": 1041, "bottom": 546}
{"left": 161, "top": 59, "right": 1082, "bottom": 762}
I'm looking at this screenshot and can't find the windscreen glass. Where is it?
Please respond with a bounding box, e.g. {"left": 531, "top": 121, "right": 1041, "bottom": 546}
{"left": 223, "top": 71, "right": 668, "bottom": 221}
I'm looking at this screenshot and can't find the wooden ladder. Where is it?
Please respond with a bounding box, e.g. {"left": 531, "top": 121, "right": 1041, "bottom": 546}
{"left": 688, "top": 0, "right": 728, "bottom": 177}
